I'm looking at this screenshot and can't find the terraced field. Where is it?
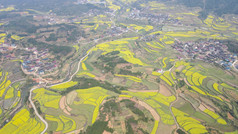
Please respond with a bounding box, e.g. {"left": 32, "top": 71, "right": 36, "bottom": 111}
{"left": 0, "top": 109, "right": 45, "bottom": 134}
{"left": 0, "top": 0, "right": 237, "bottom": 133}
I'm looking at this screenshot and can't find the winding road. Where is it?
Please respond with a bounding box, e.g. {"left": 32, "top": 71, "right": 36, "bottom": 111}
{"left": 28, "top": 10, "right": 124, "bottom": 132}
{"left": 28, "top": 48, "right": 94, "bottom": 134}
{"left": 47, "top": 48, "right": 93, "bottom": 88}
{"left": 29, "top": 86, "right": 48, "bottom": 134}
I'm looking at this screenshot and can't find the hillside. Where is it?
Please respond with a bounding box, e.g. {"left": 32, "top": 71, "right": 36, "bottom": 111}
{"left": 177, "top": 0, "right": 238, "bottom": 18}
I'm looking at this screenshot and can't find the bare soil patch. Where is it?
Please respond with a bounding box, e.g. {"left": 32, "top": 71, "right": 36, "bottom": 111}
{"left": 159, "top": 84, "right": 172, "bottom": 96}
{"left": 116, "top": 63, "right": 131, "bottom": 68}
{"left": 157, "top": 122, "right": 176, "bottom": 134}
{"left": 198, "top": 104, "right": 206, "bottom": 111}
{"left": 59, "top": 96, "right": 71, "bottom": 115}
{"left": 95, "top": 75, "right": 106, "bottom": 81}
{"left": 176, "top": 65, "right": 184, "bottom": 72}
{"left": 227, "top": 112, "right": 234, "bottom": 120}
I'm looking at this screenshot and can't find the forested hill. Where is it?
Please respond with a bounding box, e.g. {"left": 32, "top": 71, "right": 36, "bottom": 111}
{"left": 0, "top": 0, "right": 101, "bottom": 16}
{"left": 177, "top": 0, "right": 238, "bottom": 17}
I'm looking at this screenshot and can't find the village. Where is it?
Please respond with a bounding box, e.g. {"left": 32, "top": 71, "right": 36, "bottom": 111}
{"left": 0, "top": 43, "right": 17, "bottom": 61}
{"left": 129, "top": 8, "right": 180, "bottom": 25}
{"left": 172, "top": 40, "right": 237, "bottom": 70}
{"left": 21, "top": 47, "right": 58, "bottom": 75}
{"left": 0, "top": 41, "right": 58, "bottom": 75}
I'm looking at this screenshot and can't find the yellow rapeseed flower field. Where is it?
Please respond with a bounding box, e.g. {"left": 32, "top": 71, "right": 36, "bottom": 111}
{"left": 145, "top": 99, "right": 161, "bottom": 108}
{"left": 11, "top": 35, "right": 24, "bottom": 40}
{"left": 59, "top": 115, "right": 77, "bottom": 133}
{"left": 0, "top": 80, "right": 11, "bottom": 97}
{"left": 5, "top": 87, "right": 14, "bottom": 99}
{"left": 45, "top": 114, "right": 64, "bottom": 131}
{"left": 151, "top": 93, "right": 176, "bottom": 107}
{"left": 151, "top": 120, "right": 159, "bottom": 134}
{"left": 192, "top": 72, "right": 205, "bottom": 86}
{"left": 0, "top": 108, "right": 45, "bottom": 134}
{"left": 75, "top": 87, "right": 109, "bottom": 124}
{"left": 119, "top": 94, "right": 133, "bottom": 98}
{"left": 91, "top": 39, "right": 148, "bottom": 66}
{"left": 213, "top": 83, "right": 222, "bottom": 93}
{"left": 162, "top": 57, "right": 168, "bottom": 68}
{"left": 221, "top": 83, "right": 235, "bottom": 90}
{"left": 51, "top": 81, "right": 78, "bottom": 90}
{"left": 160, "top": 75, "right": 172, "bottom": 86}
{"left": 94, "top": 24, "right": 99, "bottom": 30}
{"left": 203, "top": 109, "right": 227, "bottom": 125}
{"left": 33, "top": 88, "right": 61, "bottom": 109}
{"left": 78, "top": 72, "right": 95, "bottom": 78}
{"left": 152, "top": 71, "right": 162, "bottom": 76}
{"left": 82, "top": 62, "right": 87, "bottom": 70}
{"left": 172, "top": 107, "right": 208, "bottom": 133}
{"left": 0, "top": 6, "right": 15, "bottom": 12}
{"left": 115, "top": 74, "right": 142, "bottom": 82}
{"left": 191, "top": 86, "right": 206, "bottom": 95}
{"left": 157, "top": 109, "right": 174, "bottom": 125}
{"left": 73, "top": 45, "right": 79, "bottom": 52}
{"left": 146, "top": 42, "right": 162, "bottom": 49}
{"left": 163, "top": 71, "right": 175, "bottom": 85}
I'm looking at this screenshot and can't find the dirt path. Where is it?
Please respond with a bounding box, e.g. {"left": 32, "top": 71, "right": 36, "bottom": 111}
{"left": 169, "top": 93, "right": 180, "bottom": 129}
{"left": 179, "top": 93, "right": 199, "bottom": 111}
{"left": 184, "top": 78, "right": 192, "bottom": 87}
{"left": 232, "top": 60, "right": 238, "bottom": 72}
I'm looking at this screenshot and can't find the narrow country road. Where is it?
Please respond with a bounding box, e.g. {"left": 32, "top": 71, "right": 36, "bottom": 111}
{"left": 232, "top": 60, "right": 238, "bottom": 72}
{"left": 29, "top": 48, "right": 94, "bottom": 133}
{"left": 169, "top": 93, "right": 180, "bottom": 129}
{"left": 29, "top": 86, "right": 48, "bottom": 134}
{"left": 47, "top": 48, "right": 93, "bottom": 88}
{"left": 28, "top": 17, "right": 126, "bottom": 132}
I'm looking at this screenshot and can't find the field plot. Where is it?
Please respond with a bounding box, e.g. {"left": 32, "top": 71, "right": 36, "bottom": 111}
{"left": 5, "top": 87, "right": 14, "bottom": 99}
{"left": 77, "top": 72, "right": 95, "bottom": 78}
{"left": 90, "top": 38, "right": 148, "bottom": 66}
{"left": 0, "top": 6, "right": 15, "bottom": 12}
{"left": 81, "top": 62, "right": 87, "bottom": 71}
{"left": 74, "top": 87, "right": 110, "bottom": 123}
{"left": 51, "top": 81, "right": 78, "bottom": 91}
{"left": 106, "top": 0, "right": 121, "bottom": 11}
{"left": 172, "top": 107, "right": 208, "bottom": 133}
{"left": 11, "top": 35, "right": 24, "bottom": 40}
{"left": 33, "top": 88, "right": 61, "bottom": 109}
{"left": 115, "top": 74, "right": 142, "bottom": 82}
{"left": 203, "top": 109, "right": 227, "bottom": 125}
{"left": 0, "top": 33, "right": 6, "bottom": 44}
{"left": 122, "top": 90, "right": 176, "bottom": 126}
{"left": 32, "top": 86, "right": 114, "bottom": 133}
{"left": 146, "top": 42, "right": 162, "bottom": 49}
{"left": 0, "top": 71, "right": 11, "bottom": 98}
{"left": 0, "top": 108, "right": 45, "bottom": 134}
{"left": 175, "top": 62, "right": 226, "bottom": 101}
{"left": 141, "top": 1, "right": 172, "bottom": 10}
{"left": 121, "top": 23, "right": 153, "bottom": 32}
{"left": 158, "top": 71, "right": 175, "bottom": 87}
{"left": 45, "top": 114, "right": 77, "bottom": 133}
